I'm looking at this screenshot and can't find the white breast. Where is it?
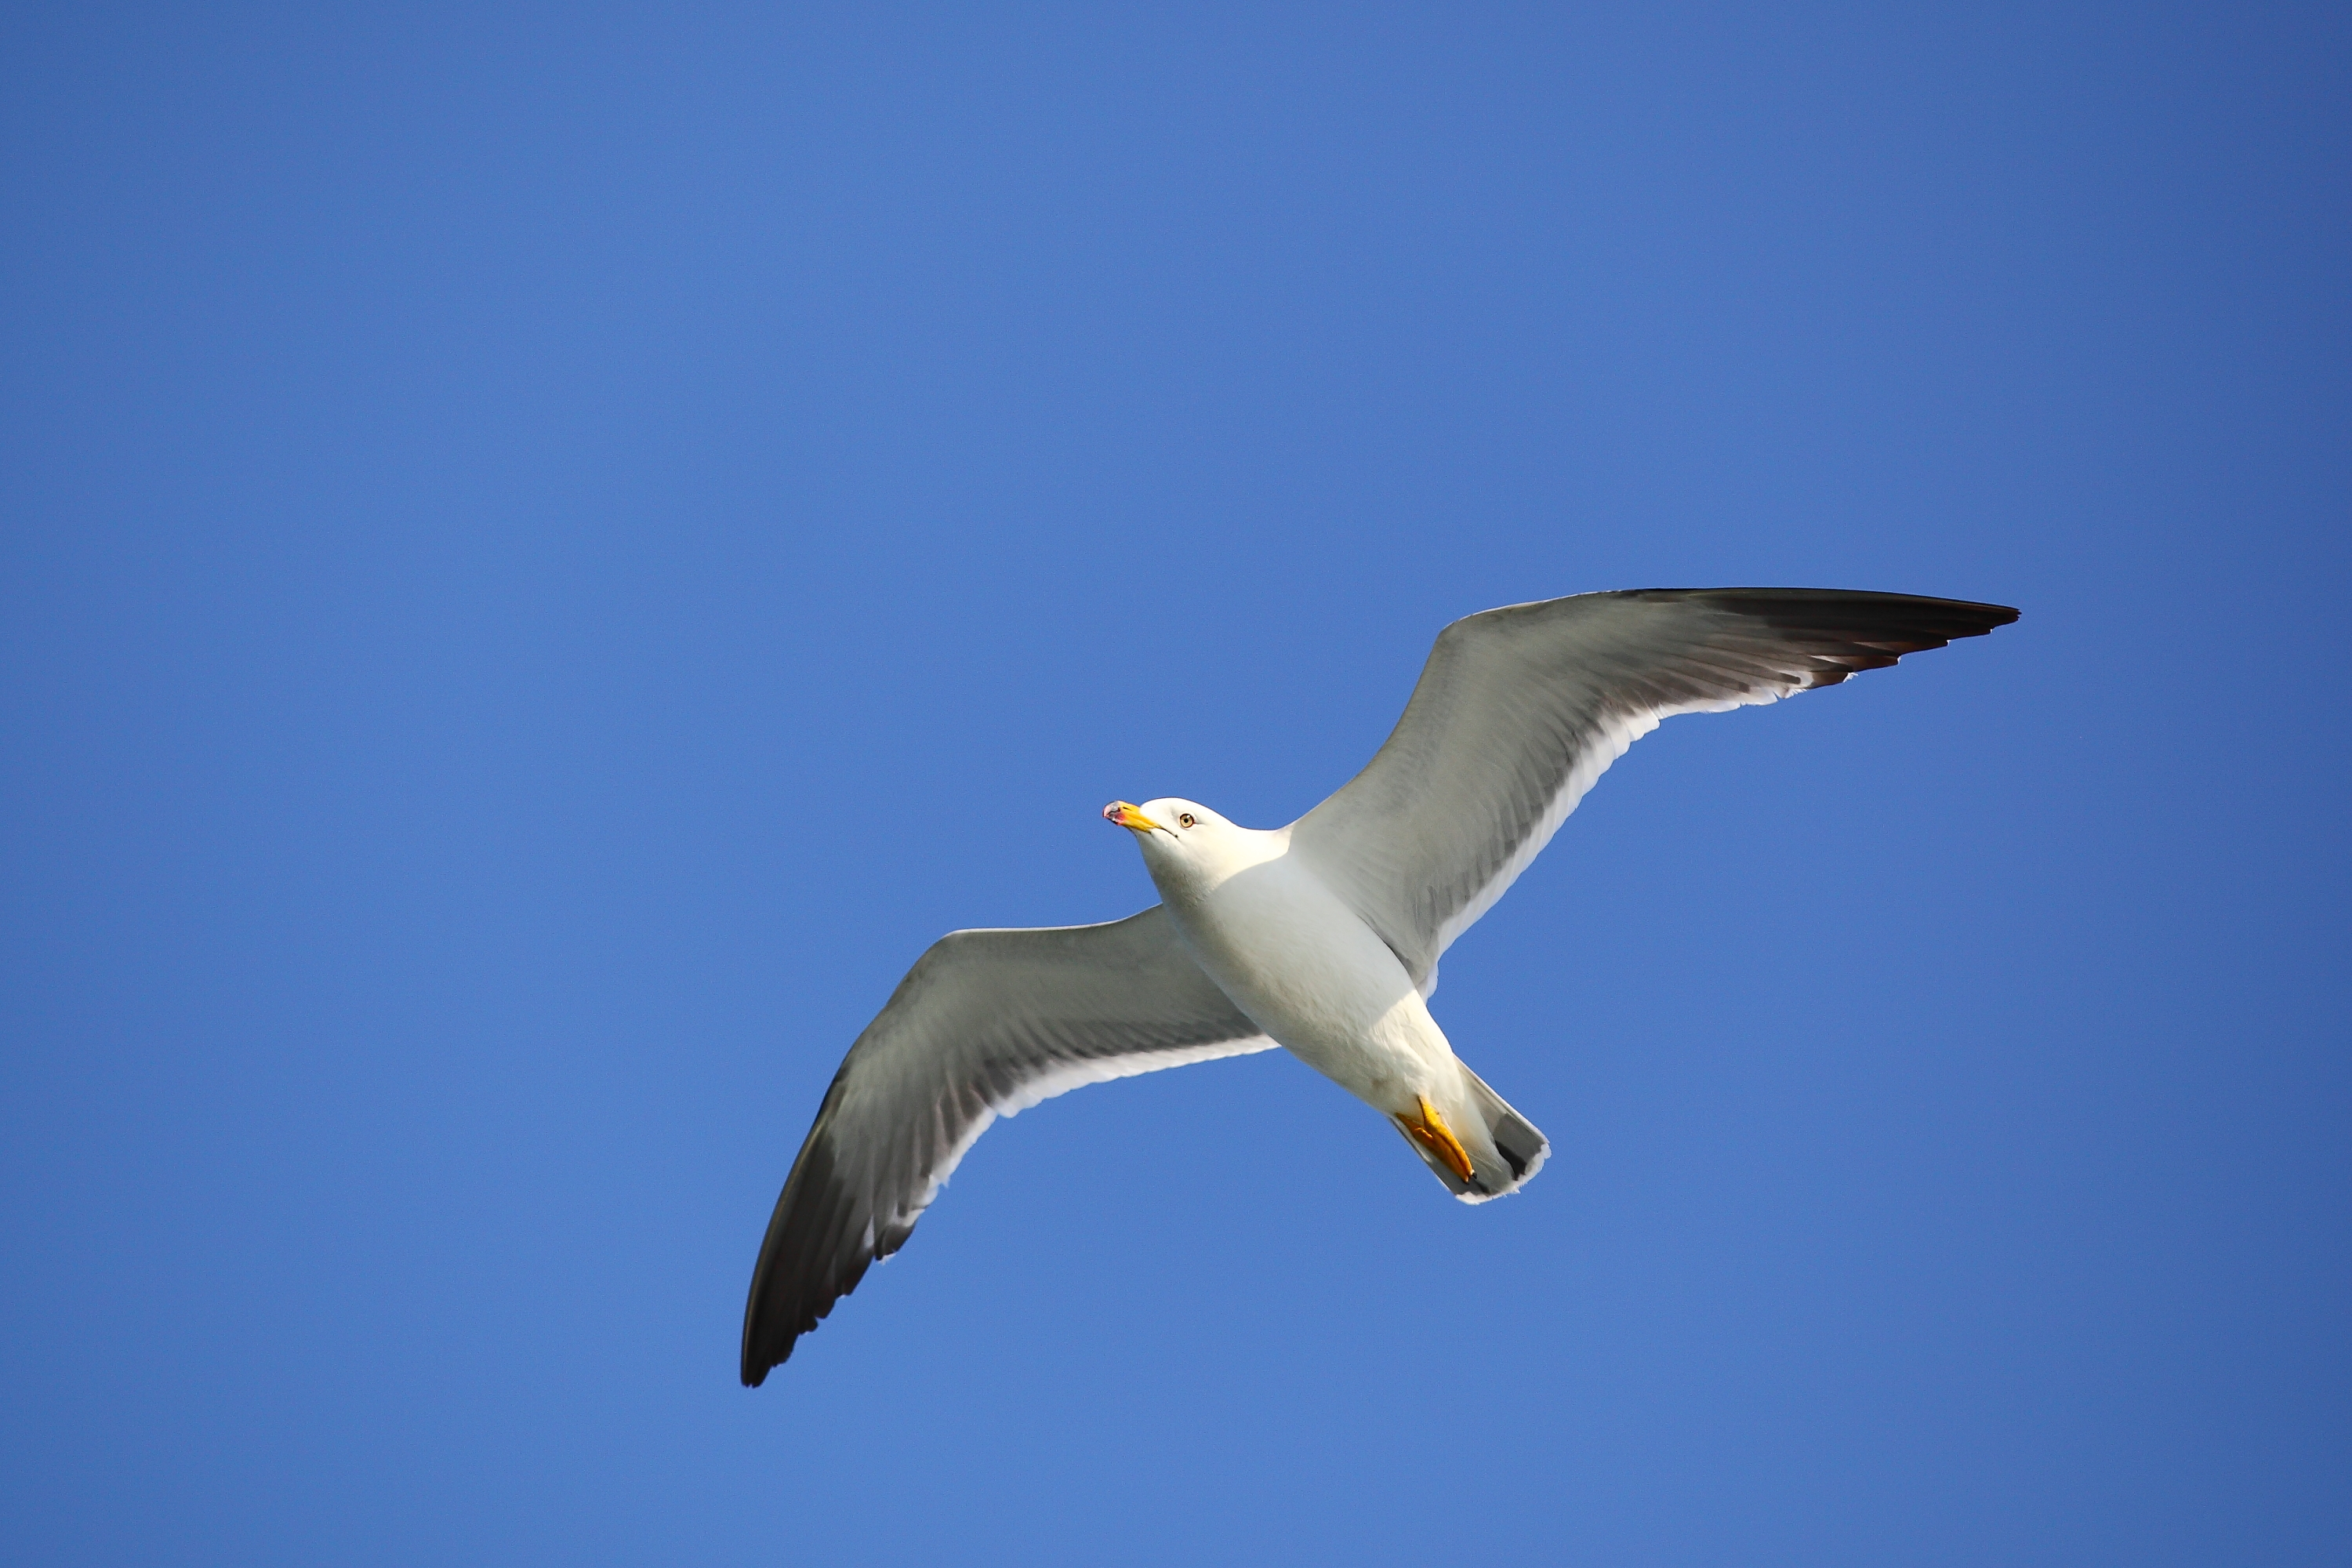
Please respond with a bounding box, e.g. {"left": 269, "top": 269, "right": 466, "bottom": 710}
{"left": 1145, "top": 829, "right": 1456, "bottom": 1111}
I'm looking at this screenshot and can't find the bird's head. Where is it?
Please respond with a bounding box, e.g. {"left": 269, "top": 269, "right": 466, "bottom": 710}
{"left": 1101, "top": 796, "right": 1215, "bottom": 842}
{"left": 1101, "top": 797, "right": 1258, "bottom": 891}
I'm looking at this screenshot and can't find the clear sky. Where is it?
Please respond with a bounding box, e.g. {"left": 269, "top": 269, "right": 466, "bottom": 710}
{"left": 3, "top": 5, "right": 2345, "bottom": 1563}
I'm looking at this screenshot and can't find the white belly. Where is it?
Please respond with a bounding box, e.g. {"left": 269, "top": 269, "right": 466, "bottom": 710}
{"left": 1155, "top": 850, "right": 1454, "bottom": 1112}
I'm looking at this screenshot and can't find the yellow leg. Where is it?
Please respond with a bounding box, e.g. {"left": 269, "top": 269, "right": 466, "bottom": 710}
{"left": 1399, "top": 1094, "right": 1477, "bottom": 1184}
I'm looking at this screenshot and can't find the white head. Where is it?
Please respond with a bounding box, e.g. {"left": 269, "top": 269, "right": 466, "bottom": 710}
{"left": 1099, "top": 797, "right": 1272, "bottom": 894}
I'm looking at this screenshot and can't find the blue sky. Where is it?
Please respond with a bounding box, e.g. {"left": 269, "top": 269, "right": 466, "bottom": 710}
{"left": 2, "top": 4, "right": 2345, "bottom": 1563}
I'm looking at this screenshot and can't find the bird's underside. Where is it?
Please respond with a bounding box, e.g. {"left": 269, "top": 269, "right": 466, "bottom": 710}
{"left": 740, "top": 586, "right": 2018, "bottom": 1385}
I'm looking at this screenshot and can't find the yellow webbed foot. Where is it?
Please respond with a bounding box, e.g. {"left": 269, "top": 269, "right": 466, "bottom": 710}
{"left": 1398, "top": 1094, "right": 1477, "bottom": 1185}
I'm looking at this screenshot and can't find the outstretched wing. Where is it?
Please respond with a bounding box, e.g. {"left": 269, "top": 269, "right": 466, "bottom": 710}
{"left": 1289, "top": 588, "right": 2017, "bottom": 991}
{"left": 741, "top": 905, "right": 1272, "bottom": 1385}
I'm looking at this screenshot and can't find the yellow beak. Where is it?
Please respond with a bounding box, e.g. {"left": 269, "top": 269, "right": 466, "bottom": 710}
{"left": 1102, "top": 800, "right": 1164, "bottom": 833}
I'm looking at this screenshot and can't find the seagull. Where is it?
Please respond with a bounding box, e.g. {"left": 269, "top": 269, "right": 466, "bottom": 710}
{"left": 740, "top": 587, "right": 2016, "bottom": 1383}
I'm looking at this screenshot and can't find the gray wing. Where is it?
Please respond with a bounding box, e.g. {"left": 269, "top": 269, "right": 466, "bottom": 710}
{"left": 740, "top": 904, "right": 1272, "bottom": 1385}
{"left": 1289, "top": 588, "right": 2018, "bottom": 992}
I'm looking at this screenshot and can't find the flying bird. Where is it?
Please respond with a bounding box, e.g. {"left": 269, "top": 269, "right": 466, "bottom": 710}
{"left": 741, "top": 587, "right": 2017, "bottom": 1384}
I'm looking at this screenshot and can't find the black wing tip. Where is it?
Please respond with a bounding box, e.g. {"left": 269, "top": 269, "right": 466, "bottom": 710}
{"left": 740, "top": 1120, "right": 868, "bottom": 1390}
{"left": 741, "top": 1264, "right": 866, "bottom": 1386}
{"left": 1655, "top": 588, "right": 2017, "bottom": 670}
{"left": 741, "top": 1301, "right": 816, "bottom": 1385}
{"left": 740, "top": 1276, "right": 837, "bottom": 1388}
{"left": 1581, "top": 588, "right": 2016, "bottom": 690}
{"left": 1486, "top": 586, "right": 2020, "bottom": 643}
{"left": 741, "top": 1203, "right": 916, "bottom": 1383}
{"left": 742, "top": 1327, "right": 807, "bottom": 1385}
{"left": 1662, "top": 587, "right": 2018, "bottom": 632}
{"left": 740, "top": 1305, "right": 826, "bottom": 1386}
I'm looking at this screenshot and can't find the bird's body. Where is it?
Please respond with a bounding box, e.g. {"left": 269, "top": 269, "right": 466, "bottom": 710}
{"left": 1131, "top": 808, "right": 1531, "bottom": 1196}
{"left": 740, "top": 586, "right": 2019, "bottom": 1384}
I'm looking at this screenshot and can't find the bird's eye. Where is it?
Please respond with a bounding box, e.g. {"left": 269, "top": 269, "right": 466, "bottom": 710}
{"left": 1178, "top": 812, "right": 1197, "bottom": 828}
